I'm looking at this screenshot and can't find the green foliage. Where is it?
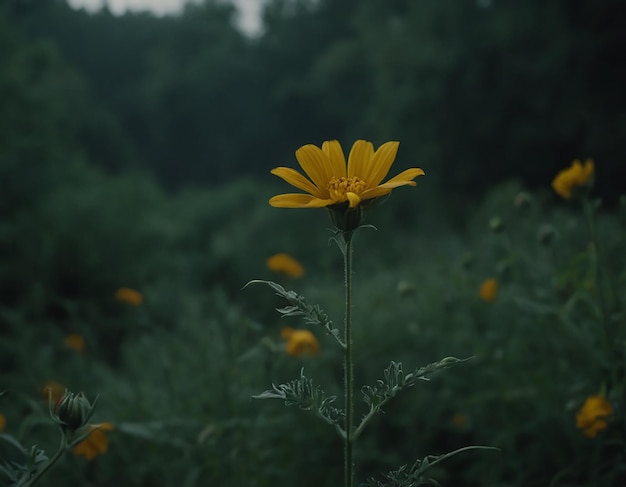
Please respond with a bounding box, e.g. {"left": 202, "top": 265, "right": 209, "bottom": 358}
{"left": 0, "top": 434, "right": 48, "bottom": 486}
{"left": 358, "top": 359, "right": 467, "bottom": 438}
{"left": 254, "top": 368, "right": 345, "bottom": 435}
{"left": 365, "top": 446, "right": 499, "bottom": 487}
{"left": 2, "top": 169, "right": 625, "bottom": 485}
{"left": 245, "top": 280, "right": 342, "bottom": 345}
{"left": 5, "top": 0, "right": 626, "bottom": 202}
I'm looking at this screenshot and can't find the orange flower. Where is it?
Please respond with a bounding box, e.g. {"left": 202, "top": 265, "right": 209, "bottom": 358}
{"left": 552, "top": 159, "right": 594, "bottom": 200}
{"left": 479, "top": 278, "right": 498, "bottom": 302}
{"left": 0, "top": 413, "right": 6, "bottom": 432}
{"left": 281, "top": 328, "right": 320, "bottom": 357}
{"left": 576, "top": 395, "right": 613, "bottom": 438}
{"left": 451, "top": 413, "right": 468, "bottom": 428}
{"left": 72, "top": 423, "right": 114, "bottom": 460}
{"left": 64, "top": 333, "right": 85, "bottom": 353}
{"left": 115, "top": 287, "right": 143, "bottom": 306}
{"left": 267, "top": 253, "right": 305, "bottom": 278}
{"left": 42, "top": 381, "right": 65, "bottom": 405}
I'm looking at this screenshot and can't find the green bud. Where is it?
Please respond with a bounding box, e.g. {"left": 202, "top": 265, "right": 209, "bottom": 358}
{"left": 489, "top": 216, "right": 504, "bottom": 233}
{"left": 396, "top": 280, "right": 416, "bottom": 296}
{"left": 513, "top": 192, "right": 532, "bottom": 209}
{"left": 51, "top": 390, "right": 98, "bottom": 431}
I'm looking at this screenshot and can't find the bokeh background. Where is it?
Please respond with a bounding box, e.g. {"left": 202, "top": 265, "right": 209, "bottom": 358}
{"left": 1, "top": 0, "right": 625, "bottom": 485}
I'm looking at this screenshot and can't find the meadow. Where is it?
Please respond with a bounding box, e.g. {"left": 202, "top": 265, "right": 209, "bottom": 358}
{"left": 1, "top": 152, "right": 624, "bottom": 486}
{"left": 1, "top": 1, "right": 625, "bottom": 485}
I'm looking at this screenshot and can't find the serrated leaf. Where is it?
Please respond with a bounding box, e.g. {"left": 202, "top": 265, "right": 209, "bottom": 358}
{"left": 243, "top": 280, "right": 343, "bottom": 347}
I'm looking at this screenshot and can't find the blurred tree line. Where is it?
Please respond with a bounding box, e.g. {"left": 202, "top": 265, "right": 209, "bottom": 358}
{"left": 2, "top": 0, "right": 625, "bottom": 201}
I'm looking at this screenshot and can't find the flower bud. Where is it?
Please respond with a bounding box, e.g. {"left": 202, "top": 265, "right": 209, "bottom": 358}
{"left": 513, "top": 191, "right": 532, "bottom": 210}
{"left": 52, "top": 391, "right": 97, "bottom": 431}
{"left": 489, "top": 216, "right": 504, "bottom": 233}
{"left": 396, "top": 280, "right": 416, "bottom": 296}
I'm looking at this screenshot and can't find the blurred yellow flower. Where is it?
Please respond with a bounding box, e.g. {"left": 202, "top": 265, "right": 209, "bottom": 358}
{"left": 269, "top": 140, "right": 424, "bottom": 209}
{"left": 0, "top": 413, "right": 6, "bottom": 432}
{"left": 479, "top": 278, "right": 498, "bottom": 302}
{"left": 115, "top": 287, "right": 143, "bottom": 306}
{"left": 451, "top": 413, "right": 468, "bottom": 428}
{"left": 72, "top": 423, "right": 114, "bottom": 460}
{"left": 551, "top": 158, "right": 594, "bottom": 200}
{"left": 64, "top": 333, "right": 85, "bottom": 353}
{"left": 42, "top": 381, "right": 65, "bottom": 405}
{"left": 267, "top": 253, "right": 305, "bottom": 278}
{"left": 281, "top": 327, "right": 320, "bottom": 357}
{"left": 576, "top": 395, "right": 613, "bottom": 438}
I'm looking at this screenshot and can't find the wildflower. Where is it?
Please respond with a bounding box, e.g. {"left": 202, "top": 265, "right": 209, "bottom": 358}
{"left": 42, "top": 381, "right": 65, "bottom": 405}
{"left": 479, "top": 278, "right": 498, "bottom": 302}
{"left": 64, "top": 333, "right": 85, "bottom": 353}
{"left": 281, "top": 327, "right": 320, "bottom": 357}
{"left": 267, "top": 253, "right": 305, "bottom": 278}
{"left": 72, "top": 423, "right": 114, "bottom": 460}
{"left": 576, "top": 395, "right": 613, "bottom": 438}
{"left": 115, "top": 287, "right": 143, "bottom": 306}
{"left": 0, "top": 413, "right": 5, "bottom": 432}
{"left": 269, "top": 140, "right": 424, "bottom": 232}
{"left": 551, "top": 159, "right": 594, "bottom": 200}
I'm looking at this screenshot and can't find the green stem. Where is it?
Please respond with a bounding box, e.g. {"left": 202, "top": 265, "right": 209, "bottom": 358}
{"left": 343, "top": 232, "right": 354, "bottom": 487}
{"left": 582, "top": 200, "right": 612, "bottom": 350}
{"left": 27, "top": 430, "right": 67, "bottom": 486}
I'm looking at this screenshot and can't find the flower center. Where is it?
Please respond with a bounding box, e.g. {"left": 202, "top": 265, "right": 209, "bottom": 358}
{"left": 327, "top": 176, "right": 367, "bottom": 200}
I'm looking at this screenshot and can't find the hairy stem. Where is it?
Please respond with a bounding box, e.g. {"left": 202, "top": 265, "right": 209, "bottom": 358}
{"left": 343, "top": 232, "right": 354, "bottom": 487}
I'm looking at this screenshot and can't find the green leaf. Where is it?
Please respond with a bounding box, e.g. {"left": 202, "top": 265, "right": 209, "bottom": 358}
{"left": 253, "top": 369, "right": 345, "bottom": 436}
{"left": 243, "top": 280, "right": 344, "bottom": 347}
{"left": 365, "top": 446, "right": 499, "bottom": 486}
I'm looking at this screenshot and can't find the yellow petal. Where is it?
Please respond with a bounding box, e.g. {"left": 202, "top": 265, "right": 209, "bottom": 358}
{"left": 364, "top": 141, "right": 399, "bottom": 186}
{"left": 346, "top": 192, "right": 361, "bottom": 208}
{"left": 295, "top": 144, "right": 333, "bottom": 190}
{"left": 271, "top": 167, "right": 324, "bottom": 197}
{"left": 384, "top": 167, "right": 425, "bottom": 183}
{"left": 322, "top": 140, "right": 347, "bottom": 178}
{"left": 347, "top": 140, "right": 374, "bottom": 178}
{"left": 269, "top": 193, "right": 334, "bottom": 208}
{"left": 360, "top": 168, "right": 424, "bottom": 200}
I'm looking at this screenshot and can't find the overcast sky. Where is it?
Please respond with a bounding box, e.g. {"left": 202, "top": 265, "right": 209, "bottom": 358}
{"left": 66, "top": 0, "right": 264, "bottom": 34}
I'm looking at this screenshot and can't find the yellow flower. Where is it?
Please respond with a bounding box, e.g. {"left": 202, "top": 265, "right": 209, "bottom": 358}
{"left": 64, "top": 333, "right": 85, "bottom": 353}
{"left": 267, "top": 253, "right": 304, "bottom": 278}
{"left": 281, "top": 328, "right": 320, "bottom": 357}
{"left": 0, "top": 413, "right": 6, "bottom": 432}
{"left": 551, "top": 158, "right": 594, "bottom": 200}
{"left": 72, "top": 423, "right": 114, "bottom": 460}
{"left": 479, "top": 278, "right": 498, "bottom": 302}
{"left": 269, "top": 140, "right": 424, "bottom": 209}
{"left": 42, "top": 381, "right": 65, "bottom": 405}
{"left": 576, "top": 395, "right": 613, "bottom": 438}
{"left": 115, "top": 287, "right": 143, "bottom": 306}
